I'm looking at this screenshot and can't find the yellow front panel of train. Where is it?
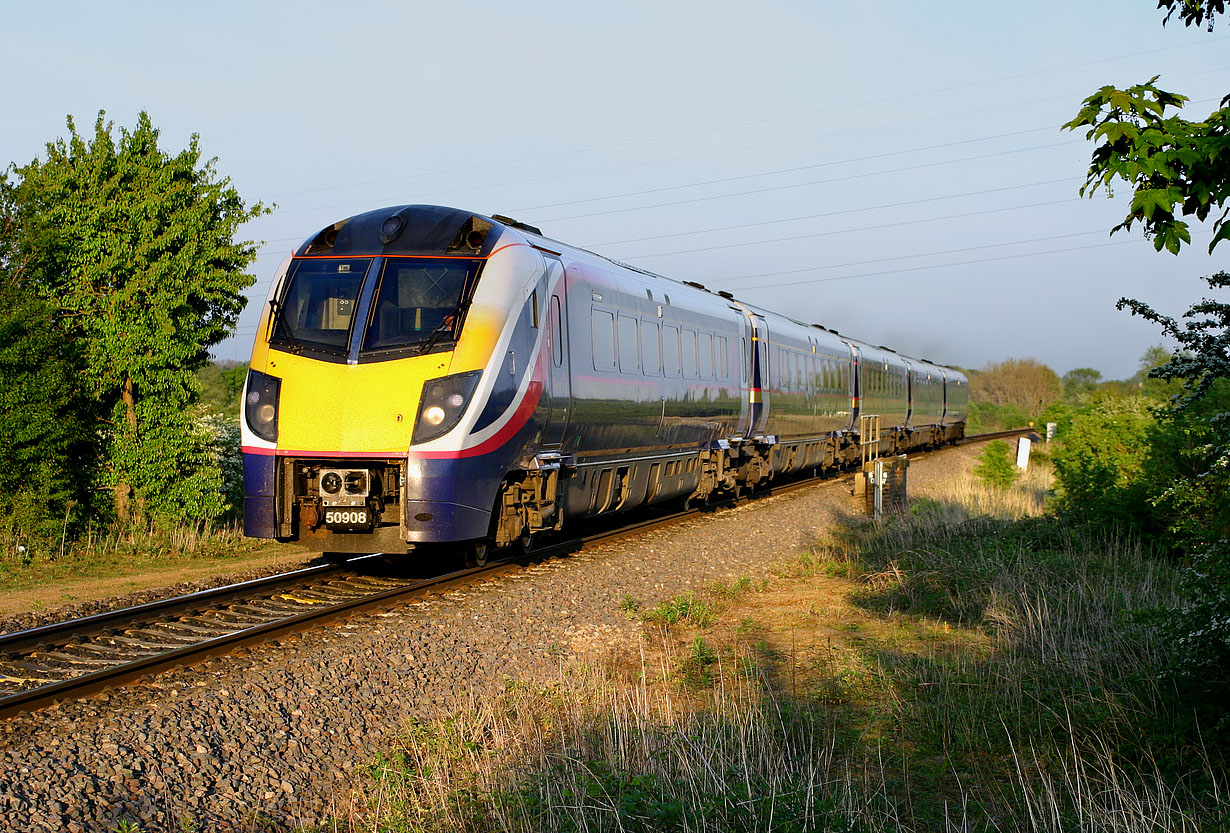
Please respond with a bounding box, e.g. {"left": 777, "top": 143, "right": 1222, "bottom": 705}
{"left": 260, "top": 350, "right": 450, "bottom": 454}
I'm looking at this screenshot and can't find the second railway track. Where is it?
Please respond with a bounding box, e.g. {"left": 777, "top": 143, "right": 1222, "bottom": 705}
{"left": 0, "top": 428, "right": 1030, "bottom": 722}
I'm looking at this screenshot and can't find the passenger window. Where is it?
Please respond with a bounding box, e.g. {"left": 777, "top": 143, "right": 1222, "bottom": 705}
{"left": 663, "top": 325, "right": 680, "bottom": 376}
{"left": 642, "top": 320, "right": 661, "bottom": 375}
{"left": 591, "top": 308, "right": 615, "bottom": 371}
{"left": 698, "top": 333, "right": 713, "bottom": 379}
{"left": 682, "top": 329, "right": 697, "bottom": 377}
{"left": 618, "top": 313, "right": 640, "bottom": 373}
{"left": 717, "top": 336, "right": 728, "bottom": 379}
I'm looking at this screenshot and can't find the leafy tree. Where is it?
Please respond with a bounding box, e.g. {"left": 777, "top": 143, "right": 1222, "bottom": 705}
{"left": 1060, "top": 367, "right": 1102, "bottom": 401}
{"left": 1118, "top": 274, "right": 1230, "bottom": 542}
{"left": 966, "top": 401, "right": 1031, "bottom": 433}
{"left": 1065, "top": 0, "right": 1230, "bottom": 704}
{"left": 1122, "top": 345, "right": 1183, "bottom": 399}
{"left": 0, "top": 180, "right": 95, "bottom": 541}
{"left": 7, "top": 112, "right": 266, "bottom": 527}
{"left": 968, "top": 357, "right": 1061, "bottom": 415}
{"left": 1063, "top": 6, "right": 1229, "bottom": 253}
{"left": 196, "top": 359, "right": 249, "bottom": 416}
{"left": 1120, "top": 274, "right": 1230, "bottom": 404}
{"left": 1157, "top": 0, "right": 1225, "bottom": 31}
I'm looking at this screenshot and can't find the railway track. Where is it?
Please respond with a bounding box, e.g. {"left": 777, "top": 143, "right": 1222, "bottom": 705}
{"left": 0, "top": 428, "right": 1032, "bottom": 721}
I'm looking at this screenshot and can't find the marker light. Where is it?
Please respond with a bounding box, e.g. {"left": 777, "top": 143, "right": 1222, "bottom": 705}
{"left": 244, "top": 369, "right": 281, "bottom": 443}
{"left": 412, "top": 370, "right": 481, "bottom": 444}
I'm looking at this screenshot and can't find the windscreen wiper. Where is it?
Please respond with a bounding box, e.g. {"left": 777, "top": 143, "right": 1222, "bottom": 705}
{"left": 417, "top": 318, "right": 455, "bottom": 355}
{"left": 268, "top": 299, "right": 303, "bottom": 353}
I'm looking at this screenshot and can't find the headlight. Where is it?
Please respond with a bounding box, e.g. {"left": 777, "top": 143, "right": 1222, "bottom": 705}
{"left": 413, "top": 370, "right": 481, "bottom": 444}
{"left": 244, "top": 369, "right": 281, "bottom": 442}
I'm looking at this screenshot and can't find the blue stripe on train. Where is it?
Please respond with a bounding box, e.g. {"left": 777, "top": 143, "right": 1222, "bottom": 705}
{"left": 242, "top": 452, "right": 279, "bottom": 538}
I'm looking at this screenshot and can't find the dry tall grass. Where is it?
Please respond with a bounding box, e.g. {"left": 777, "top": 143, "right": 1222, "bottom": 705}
{"left": 358, "top": 638, "right": 902, "bottom": 833}
{"left": 344, "top": 456, "right": 1224, "bottom": 833}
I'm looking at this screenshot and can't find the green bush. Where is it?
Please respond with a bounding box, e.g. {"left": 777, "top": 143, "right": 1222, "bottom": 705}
{"left": 0, "top": 282, "right": 95, "bottom": 543}
{"left": 973, "top": 440, "right": 1020, "bottom": 490}
{"left": 967, "top": 401, "right": 1032, "bottom": 433}
{"left": 1050, "top": 396, "right": 1155, "bottom": 530}
{"left": 1138, "top": 381, "right": 1230, "bottom": 547}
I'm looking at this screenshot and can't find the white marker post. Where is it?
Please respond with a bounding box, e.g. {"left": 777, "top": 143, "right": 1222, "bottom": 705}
{"left": 1016, "top": 436, "right": 1032, "bottom": 470}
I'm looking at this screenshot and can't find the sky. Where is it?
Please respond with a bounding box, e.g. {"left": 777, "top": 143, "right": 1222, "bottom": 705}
{"left": 3, "top": 1, "right": 1227, "bottom": 380}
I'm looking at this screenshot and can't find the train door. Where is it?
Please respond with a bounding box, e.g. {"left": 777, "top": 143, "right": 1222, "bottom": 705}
{"left": 903, "top": 359, "right": 916, "bottom": 428}
{"left": 542, "top": 259, "right": 571, "bottom": 447}
{"left": 751, "top": 314, "right": 770, "bottom": 436}
{"left": 845, "top": 341, "right": 861, "bottom": 423}
{"left": 939, "top": 368, "right": 950, "bottom": 423}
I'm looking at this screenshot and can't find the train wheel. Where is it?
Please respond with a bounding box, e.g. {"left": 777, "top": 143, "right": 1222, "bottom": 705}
{"left": 465, "top": 540, "right": 491, "bottom": 568}
{"left": 516, "top": 527, "right": 534, "bottom": 555}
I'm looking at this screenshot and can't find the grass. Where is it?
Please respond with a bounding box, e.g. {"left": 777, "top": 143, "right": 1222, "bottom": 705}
{"left": 335, "top": 456, "right": 1227, "bottom": 831}
{"left": 0, "top": 521, "right": 295, "bottom": 600}
{"left": 358, "top": 641, "right": 890, "bottom": 832}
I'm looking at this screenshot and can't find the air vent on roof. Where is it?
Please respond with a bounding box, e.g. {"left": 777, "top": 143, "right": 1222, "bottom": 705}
{"left": 491, "top": 214, "right": 542, "bottom": 235}
{"left": 304, "top": 220, "right": 348, "bottom": 254}
{"left": 447, "top": 215, "right": 494, "bottom": 253}
{"left": 683, "top": 280, "right": 708, "bottom": 291}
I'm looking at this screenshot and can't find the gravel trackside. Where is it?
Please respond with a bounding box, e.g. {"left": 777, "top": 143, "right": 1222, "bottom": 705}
{"left": 0, "top": 444, "right": 986, "bottom": 832}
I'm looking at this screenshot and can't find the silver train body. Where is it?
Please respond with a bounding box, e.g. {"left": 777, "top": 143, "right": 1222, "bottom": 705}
{"left": 241, "top": 205, "right": 968, "bottom": 554}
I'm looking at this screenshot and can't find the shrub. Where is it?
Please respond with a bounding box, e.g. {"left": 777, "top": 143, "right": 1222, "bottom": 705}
{"left": 973, "top": 440, "right": 1020, "bottom": 490}
{"left": 0, "top": 279, "right": 95, "bottom": 542}
{"left": 967, "top": 401, "right": 1032, "bottom": 433}
{"left": 1050, "top": 396, "right": 1154, "bottom": 530}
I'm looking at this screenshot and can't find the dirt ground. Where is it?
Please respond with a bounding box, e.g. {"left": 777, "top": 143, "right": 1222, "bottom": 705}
{"left": 0, "top": 547, "right": 319, "bottom": 622}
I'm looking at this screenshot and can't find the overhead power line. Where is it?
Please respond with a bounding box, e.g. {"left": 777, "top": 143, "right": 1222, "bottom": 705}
{"left": 612, "top": 198, "right": 1081, "bottom": 261}
{"left": 716, "top": 227, "right": 1124, "bottom": 288}
{"left": 255, "top": 39, "right": 1227, "bottom": 203}
{"left": 584, "top": 178, "right": 1077, "bottom": 248}
{"left": 535, "top": 140, "right": 1079, "bottom": 224}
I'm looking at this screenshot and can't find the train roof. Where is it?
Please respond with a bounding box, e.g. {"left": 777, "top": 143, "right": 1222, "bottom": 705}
{"left": 294, "top": 204, "right": 965, "bottom": 375}
{"left": 295, "top": 205, "right": 520, "bottom": 259}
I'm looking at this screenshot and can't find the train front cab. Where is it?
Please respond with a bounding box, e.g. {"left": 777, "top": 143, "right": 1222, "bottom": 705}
{"left": 241, "top": 206, "right": 552, "bottom": 555}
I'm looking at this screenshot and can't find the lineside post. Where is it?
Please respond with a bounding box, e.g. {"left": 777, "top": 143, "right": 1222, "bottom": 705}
{"left": 865, "top": 454, "right": 909, "bottom": 519}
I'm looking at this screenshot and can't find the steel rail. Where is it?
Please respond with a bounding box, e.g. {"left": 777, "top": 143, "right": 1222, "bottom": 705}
{"left": 0, "top": 562, "right": 345, "bottom": 656}
{"left": 0, "top": 561, "right": 523, "bottom": 721}
{"left": 0, "top": 428, "right": 1029, "bottom": 721}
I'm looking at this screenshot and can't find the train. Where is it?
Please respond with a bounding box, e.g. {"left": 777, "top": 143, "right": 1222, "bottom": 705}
{"left": 241, "top": 204, "right": 968, "bottom": 563}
